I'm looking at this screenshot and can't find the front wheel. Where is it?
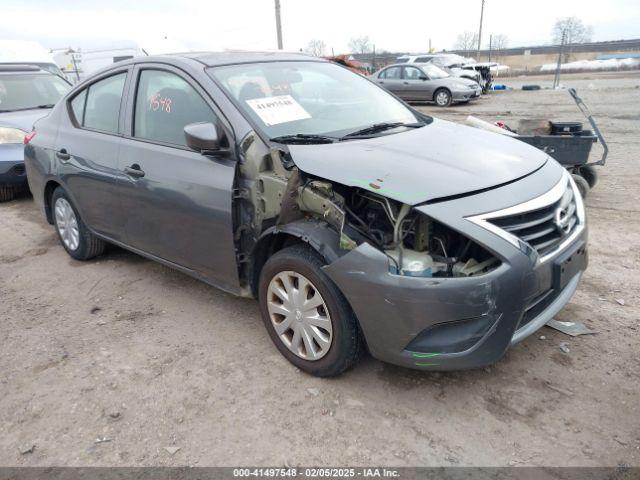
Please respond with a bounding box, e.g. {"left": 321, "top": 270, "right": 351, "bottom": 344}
{"left": 258, "top": 245, "right": 363, "bottom": 377}
{"left": 434, "top": 88, "right": 452, "bottom": 107}
{"left": 52, "top": 187, "right": 106, "bottom": 260}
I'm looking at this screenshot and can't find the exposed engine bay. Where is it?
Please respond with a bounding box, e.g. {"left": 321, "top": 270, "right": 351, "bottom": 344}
{"left": 235, "top": 135, "right": 500, "bottom": 292}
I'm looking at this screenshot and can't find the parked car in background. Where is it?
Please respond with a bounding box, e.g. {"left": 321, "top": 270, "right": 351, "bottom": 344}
{"left": 374, "top": 63, "right": 481, "bottom": 106}
{"left": 25, "top": 52, "right": 587, "bottom": 377}
{"left": 396, "top": 54, "right": 482, "bottom": 84}
{"left": 0, "top": 65, "right": 71, "bottom": 201}
{"left": 0, "top": 39, "right": 65, "bottom": 78}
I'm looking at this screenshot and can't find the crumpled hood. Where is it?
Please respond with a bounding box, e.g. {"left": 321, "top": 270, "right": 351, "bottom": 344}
{"left": 0, "top": 109, "right": 51, "bottom": 132}
{"left": 288, "top": 118, "right": 549, "bottom": 205}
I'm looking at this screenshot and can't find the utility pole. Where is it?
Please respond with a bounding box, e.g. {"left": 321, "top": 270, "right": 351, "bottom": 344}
{"left": 372, "top": 44, "right": 376, "bottom": 72}
{"left": 477, "top": 0, "right": 485, "bottom": 60}
{"left": 274, "top": 0, "right": 283, "bottom": 50}
{"left": 553, "top": 30, "right": 566, "bottom": 89}
{"left": 428, "top": 38, "right": 432, "bottom": 53}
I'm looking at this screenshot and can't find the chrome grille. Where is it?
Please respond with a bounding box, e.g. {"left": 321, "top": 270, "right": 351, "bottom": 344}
{"left": 488, "top": 183, "right": 579, "bottom": 257}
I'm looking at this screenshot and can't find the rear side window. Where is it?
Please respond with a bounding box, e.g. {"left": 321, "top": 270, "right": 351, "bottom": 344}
{"left": 70, "top": 89, "right": 86, "bottom": 124}
{"left": 71, "top": 72, "right": 126, "bottom": 134}
{"left": 133, "top": 70, "right": 216, "bottom": 147}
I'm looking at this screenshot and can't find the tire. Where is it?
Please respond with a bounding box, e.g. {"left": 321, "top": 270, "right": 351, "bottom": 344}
{"left": 434, "top": 88, "right": 452, "bottom": 107}
{"left": 571, "top": 173, "right": 589, "bottom": 199}
{"left": 52, "top": 187, "right": 106, "bottom": 260}
{"left": 0, "top": 186, "right": 15, "bottom": 202}
{"left": 579, "top": 165, "right": 598, "bottom": 188}
{"left": 258, "top": 244, "right": 363, "bottom": 377}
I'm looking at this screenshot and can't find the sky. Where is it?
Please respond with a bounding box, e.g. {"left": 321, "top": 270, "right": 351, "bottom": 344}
{"left": 2, "top": 0, "right": 639, "bottom": 54}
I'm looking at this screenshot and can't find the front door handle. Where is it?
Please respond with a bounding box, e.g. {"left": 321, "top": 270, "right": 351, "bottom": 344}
{"left": 124, "top": 164, "right": 145, "bottom": 178}
{"left": 56, "top": 149, "right": 71, "bottom": 161}
{"left": 403, "top": 81, "right": 409, "bottom": 85}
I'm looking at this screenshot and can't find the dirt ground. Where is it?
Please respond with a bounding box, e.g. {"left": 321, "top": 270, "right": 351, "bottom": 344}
{"left": 1, "top": 71, "right": 639, "bottom": 467}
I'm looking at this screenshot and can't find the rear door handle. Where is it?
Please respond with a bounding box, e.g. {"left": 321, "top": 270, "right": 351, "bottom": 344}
{"left": 124, "top": 164, "right": 145, "bottom": 178}
{"left": 56, "top": 149, "right": 71, "bottom": 161}
{"left": 403, "top": 81, "right": 409, "bottom": 85}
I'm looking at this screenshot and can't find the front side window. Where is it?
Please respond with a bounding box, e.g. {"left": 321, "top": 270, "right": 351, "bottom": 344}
{"left": 403, "top": 67, "right": 424, "bottom": 80}
{"left": 0, "top": 73, "right": 70, "bottom": 112}
{"left": 134, "top": 69, "right": 216, "bottom": 147}
{"left": 420, "top": 64, "right": 450, "bottom": 80}
{"left": 380, "top": 66, "right": 401, "bottom": 80}
{"left": 73, "top": 73, "right": 126, "bottom": 133}
{"left": 209, "top": 61, "right": 418, "bottom": 139}
{"left": 415, "top": 56, "right": 433, "bottom": 63}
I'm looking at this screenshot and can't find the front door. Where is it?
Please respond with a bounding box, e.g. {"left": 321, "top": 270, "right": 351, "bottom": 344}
{"left": 117, "top": 66, "right": 239, "bottom": 292}
{"left": 402, "top": 66, "right": 432, "bottom": 102}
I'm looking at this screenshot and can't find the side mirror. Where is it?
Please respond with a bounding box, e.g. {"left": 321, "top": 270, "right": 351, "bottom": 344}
{"left": 184, "top": 122, "right": 227, "bottom": 155}
{"left": 419, "top": 75, "right": 428, "bottom": 81}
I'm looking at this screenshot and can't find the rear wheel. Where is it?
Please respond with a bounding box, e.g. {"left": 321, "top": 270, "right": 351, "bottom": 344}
{"left": 571, "top": 173, "right": 590, "bottom": 198}
{"left": 434, "top": 88, "right": 452, "bottom": 107}
{"left": 52, "top": 187, "right": 106, "bottom": 260}
{"left": 258, "top": 244, "right": 363, "bottom": 377}
{"left": 0, "top": 186, "right": 15, "bottom": 202}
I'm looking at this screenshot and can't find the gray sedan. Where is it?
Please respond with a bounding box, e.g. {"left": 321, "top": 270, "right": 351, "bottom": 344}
{"left": 373, "top": 63, "right": 481, "bottom": 106}
{"left": 24, "top": 52, "right": 586, "bottom": 377}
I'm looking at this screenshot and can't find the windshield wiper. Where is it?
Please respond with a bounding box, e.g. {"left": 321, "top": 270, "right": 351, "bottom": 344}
{"left": 341, "top": 122, "right": 424, "bottom": 139}
{"left": 270, "top": 133, "right": 337, "bottom": 144}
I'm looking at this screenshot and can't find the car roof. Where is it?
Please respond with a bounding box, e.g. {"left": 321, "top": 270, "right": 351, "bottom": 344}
{"left": 170, "top": 51, "right": 325, "bottom": 67}
{"left": 0, "top": 64, "right": 43, "bottom": 73}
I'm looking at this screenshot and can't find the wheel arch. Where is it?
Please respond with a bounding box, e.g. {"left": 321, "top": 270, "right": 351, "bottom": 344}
{"left": 249, "top": 220, "right": 342, "bottom": 297}
{"left": 43, "top": 179, "right": 63, "bottom": 224}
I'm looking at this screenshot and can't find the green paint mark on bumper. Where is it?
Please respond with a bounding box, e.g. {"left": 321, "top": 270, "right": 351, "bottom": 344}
{"left": 411, "top": 352, "right": 440, "bottom": 359}
{"left": 415, "top": 362, "right": 440, "bottom": 367}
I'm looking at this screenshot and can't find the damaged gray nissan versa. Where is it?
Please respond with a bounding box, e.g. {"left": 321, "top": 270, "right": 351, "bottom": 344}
{"left": 24, "top": 52, "right": 588, "bottom": 376}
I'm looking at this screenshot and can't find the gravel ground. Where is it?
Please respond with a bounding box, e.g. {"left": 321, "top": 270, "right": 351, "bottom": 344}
{"left": 1, "top": 71, "right": 639, "bottom": 467}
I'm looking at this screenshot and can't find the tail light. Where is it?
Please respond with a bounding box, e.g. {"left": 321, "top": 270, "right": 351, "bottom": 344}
{"left": 24, "top": 131, "right": 36, "bottom": 144}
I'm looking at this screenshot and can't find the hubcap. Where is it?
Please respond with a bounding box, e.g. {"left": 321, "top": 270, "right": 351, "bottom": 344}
{"left": 267, "top": 271, "right": 333, "bottom": 361}
{"left": 54, "top": 198, "right": 80, "bottom": 251}
{"left": 436, "top": 92, "right": 449, "bottom": 105}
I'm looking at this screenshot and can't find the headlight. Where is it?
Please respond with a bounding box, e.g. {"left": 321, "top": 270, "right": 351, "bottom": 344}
{"left": 0, "top": 126, "right": 26, "bottom": 145}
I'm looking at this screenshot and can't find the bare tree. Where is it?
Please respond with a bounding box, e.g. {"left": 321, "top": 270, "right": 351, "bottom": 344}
{"left": 454, "top": 31, "right": 479, "bottom": 55}
{"left": 491, "top": 34, "right": 508, "bottom": 61}
{"left": 552, "top": 17, "right": 594, "bottom": 62}
{"left": 305, "top": 39, "right": 326, "bottom": 57}
{"left": 348, "top": 36, "right": 373, "bottom": 54}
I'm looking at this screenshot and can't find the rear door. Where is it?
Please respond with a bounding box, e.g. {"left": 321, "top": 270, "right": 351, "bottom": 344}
{"left": 117, "top": 64, "right": 239, "bottom": 292}
{"left": 54, "top": 68, "right": 131, "bottom": 241}
{"left": 375, "top": 66, "right": 404, "bottom": 98}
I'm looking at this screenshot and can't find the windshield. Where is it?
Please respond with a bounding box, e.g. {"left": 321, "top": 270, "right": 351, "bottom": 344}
{"left": 209, "top": 61, "right": 419, "bottom": 139}
{"left": 0, "top": 73, "right": 70, "bottom": 111}
{"left": 421, "top": 64, "right": 450, "bottom": 79}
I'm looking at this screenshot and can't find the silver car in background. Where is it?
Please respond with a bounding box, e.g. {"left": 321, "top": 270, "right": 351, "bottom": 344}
{"left": 373, "top": 63, "right": 481, "bottom": 106}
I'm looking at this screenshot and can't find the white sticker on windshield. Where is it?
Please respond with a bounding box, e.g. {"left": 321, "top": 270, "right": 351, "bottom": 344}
{"left": 245, "top": 95, "right": 311, "bottom": 126}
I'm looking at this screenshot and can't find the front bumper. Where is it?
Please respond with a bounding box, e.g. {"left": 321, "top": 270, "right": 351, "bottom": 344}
{"left": 323, "top": 163, "right": 588, "bottom": 371}
{"left": 452, "top": 87, "right": 482, "bottom": 102}
{"left": 0, "top": 144, "right": 27, "bottom": 186}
